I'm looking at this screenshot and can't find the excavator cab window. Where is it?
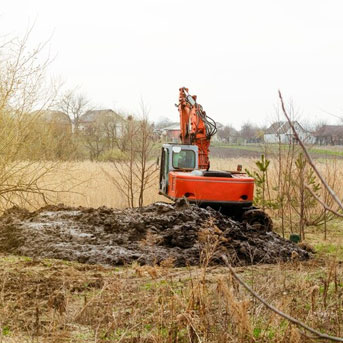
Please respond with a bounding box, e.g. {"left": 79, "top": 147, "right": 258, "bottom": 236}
{"left": 172, "top": 149, "right": 195, "bottom": 169}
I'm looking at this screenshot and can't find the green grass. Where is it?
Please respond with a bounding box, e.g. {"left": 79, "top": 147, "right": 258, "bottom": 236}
{"left": 2, "top": 326, "right": 11, "bottom": 336}
{"left": 212, "top": 142, "right": 263, "bottom": 151}
{"left": 211, "top": 142, "right": 343, "bottom": 158}
{"left": 314, "top": 243, "right": 343, "bottom": 259}
{"left": 308, "top": 147, "right": 343, "bottom": 157}
{"left": 275, "top": 218, "right": 343, "bottom": 261}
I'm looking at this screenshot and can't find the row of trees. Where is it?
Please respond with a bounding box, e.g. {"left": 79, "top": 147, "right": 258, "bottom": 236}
{"left": 216, "top": 122, "right": 341, "bottom": 145}
{"left": 155, "top": 117, "right": 267, "bottom": 144}
{"left": 217, "top": 123, "right": 265, "bottom": 144}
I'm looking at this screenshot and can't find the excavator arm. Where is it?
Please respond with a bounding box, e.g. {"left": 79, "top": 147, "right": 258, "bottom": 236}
{"left": 178, "top": 87, "right": 217, "bottom": 170}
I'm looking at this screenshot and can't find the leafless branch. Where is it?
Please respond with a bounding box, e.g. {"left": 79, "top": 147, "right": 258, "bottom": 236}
{"left": 278, "top": 90, "right": 343, "bottom": 212}
{"left": 305, "top": 185, "right": 343, "bottom": 218}
{"left": 222, "top": 255, "right": 343, "bottom": 342}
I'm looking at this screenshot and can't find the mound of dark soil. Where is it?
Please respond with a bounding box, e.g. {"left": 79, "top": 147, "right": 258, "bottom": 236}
{"left": 0, "top": 202, "right": 310, "bottom": 267}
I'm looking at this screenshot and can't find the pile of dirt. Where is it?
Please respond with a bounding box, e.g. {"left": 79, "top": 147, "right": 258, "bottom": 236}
{"left": 0, "top": 202, "right": 310, "bottom": 267}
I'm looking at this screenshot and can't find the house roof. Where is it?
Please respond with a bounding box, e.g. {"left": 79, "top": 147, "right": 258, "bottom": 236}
{"left": 161, "top": 123, "right": 180, "bottom": 131}
{"left": 80, "top": 109, "right": 123, "bottom": 123}
{"left": 314, "top": 125, "right": 343, "bottom": 137}
{"left": 265, "top": 121, "right": 304, "bottom": 135}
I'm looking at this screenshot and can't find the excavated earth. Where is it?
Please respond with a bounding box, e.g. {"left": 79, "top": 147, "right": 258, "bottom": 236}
{"left": 0, "top": 201, "right": 310, "bottom": 267}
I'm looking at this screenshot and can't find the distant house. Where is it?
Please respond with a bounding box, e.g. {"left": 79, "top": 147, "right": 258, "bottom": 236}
{"left": 264, "top": 121, "right": 314, "bottom": 144}
{"left": 314, "top": 125, "right": 343, "bottom": 145}
{"left": 160, "top": 123, "right": 180, "bottom": 142}
{"left": 79, "top": 109, "right": 125, "bottom": 137}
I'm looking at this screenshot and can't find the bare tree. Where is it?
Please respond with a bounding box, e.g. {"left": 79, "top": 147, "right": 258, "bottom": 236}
{"left": 135, "top": 103, "right": 159, "bottom": 207}
{"left": 103, "top": 107, "right": 159, "bottom": 208}
{"left": 80, "top": 110, "right": 124, "bottom": 160}
{"left": 257, "top": 103, "right": 335, "bottom": 238}
{"left": 217, "top": 125, "right": 238, "bottom": 143}
{"left": 100, "top": 112, "right": 124, "bottom": 150}
{"left": 104, "top": 115, "right": 137, "bottom": 207}
{"left": 0, "top": 30, "right": 73, "bottom": 210}
{"left": 279, "top": 90, "right": 343, "bottom": 231}
{"left": 239, "top": 122, "right": 262, "bottom": 143}
{"left": 56, "top": 89, "right": 91, "bottom": 133}
{"left": 82, "top": 125, "right": 107, "bottom": 161}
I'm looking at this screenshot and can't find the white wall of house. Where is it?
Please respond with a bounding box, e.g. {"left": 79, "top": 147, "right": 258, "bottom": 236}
{"left": 264, "top": 132, "right": 315, "bottom": 144}
{"left": 298, "top": 131, "right": 315, "bottom": 144}
{"left": 264, "top": 122, "right": 315, "bottom": 144}
{"left": 264, "top": 133, "right": 285, "bottom": 143}
{"left": 292, "top": 122, "right": 315, "bottom": 143}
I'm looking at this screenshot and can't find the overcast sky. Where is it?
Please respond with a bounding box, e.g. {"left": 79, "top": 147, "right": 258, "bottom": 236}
{"left": 1, "top": 0, "right": 343, "bottom": 129}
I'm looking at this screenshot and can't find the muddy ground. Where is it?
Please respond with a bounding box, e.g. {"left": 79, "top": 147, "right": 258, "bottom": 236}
{"left": 0, "top": 202, "right": 310, "bottom": 267}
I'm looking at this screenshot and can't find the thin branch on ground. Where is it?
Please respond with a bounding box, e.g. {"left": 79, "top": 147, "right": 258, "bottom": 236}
{"left": 222, "top": 255, "right": 343, "bottom": 342}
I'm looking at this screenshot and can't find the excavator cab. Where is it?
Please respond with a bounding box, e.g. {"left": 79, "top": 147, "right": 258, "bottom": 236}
{"left": 159, "top": 144, "right": 198, "bottom": 194}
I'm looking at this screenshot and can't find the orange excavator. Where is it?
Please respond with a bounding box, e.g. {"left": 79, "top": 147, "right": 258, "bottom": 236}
{"left": 159, "top": 87, "right": 272, "bottom": 231}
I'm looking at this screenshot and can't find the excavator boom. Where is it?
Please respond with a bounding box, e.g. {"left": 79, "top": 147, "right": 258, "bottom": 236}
{"left": 178, "top": 87, "right": 217, "bottom": 170}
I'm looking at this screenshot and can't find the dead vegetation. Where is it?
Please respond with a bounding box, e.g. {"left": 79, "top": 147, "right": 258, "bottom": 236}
{"left": 0, "top": 30, "right": 80, "bottom": 213}
{"left": 0, "top": 252, "right": 342, "bottom": 342}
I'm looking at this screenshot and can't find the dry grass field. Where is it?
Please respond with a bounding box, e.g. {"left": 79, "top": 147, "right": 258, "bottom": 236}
{"left": 34, "top": 157, "right": 343, "bottom": 216}
{"left": 35, "top": 158, "right": 259, "bottom": 210}
{"left": 1, "top": 254, "right": 342, "bottom": 343}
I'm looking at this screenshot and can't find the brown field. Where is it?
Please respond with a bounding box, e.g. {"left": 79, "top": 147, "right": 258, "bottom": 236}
{"left": 36, "top": 158, "right": 259, "bottom": 210}
{"left": 35, "top": 157, "right": 343, "bottom": 214}
{"left": 1, "top": 255, "right": 342, "bottom": 343}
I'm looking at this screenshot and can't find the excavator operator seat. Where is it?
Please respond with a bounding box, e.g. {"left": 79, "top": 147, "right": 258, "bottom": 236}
{"left": 173, "top": 148, "right": 196, "bottom": 169}
{"left": 159, "top": 144, "right": 198, "bottom": 193}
